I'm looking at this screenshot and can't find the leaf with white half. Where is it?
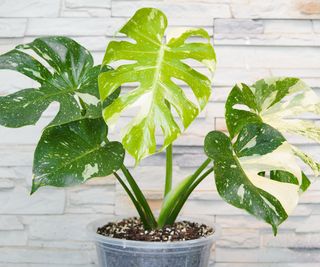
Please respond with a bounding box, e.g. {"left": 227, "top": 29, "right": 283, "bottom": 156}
{"left": 0, "top": 37, "right": 118, "bottom": 128}
{"left": 31, "top": 118, "right": 125, "bottom": 193}
{"left": 99, "top": 8, "right": 216, "bottom": 163}
{"left": 204, "top": 123, "right": 308, "bottom": 234}
{"left": 225, "top": 77, "right": 320, "bottom": 176}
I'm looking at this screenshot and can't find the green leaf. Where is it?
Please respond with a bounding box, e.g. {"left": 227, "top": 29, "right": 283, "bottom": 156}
{"left": 301, "top": 172, "right": 311, "bottom": 192}
{"left": 225, "top": 83, "right": 262, "bottom": 139}
{"left": 99, "top": 8, "right": 216, "bottom": 163}
{"left": 31, "top": 118, "right": 125, "bottom": 193}
{"left": 233, "top": 123, "right": 286, "bottom": 157}
{"left": 269, "top": 170, "right": 310, "bottom": 192}
{"left": 0, "top": 36, "right": 113, "bottom": 128}
{"left": 205, "top": 123, "right": 304, "bottom": 234}
{"left": 225, "top": 77, "right": 320, "bottom": 176}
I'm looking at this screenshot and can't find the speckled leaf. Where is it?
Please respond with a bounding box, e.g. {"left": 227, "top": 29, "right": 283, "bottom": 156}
{"left": 226, "top": 77, "right": 320, "bottom": 177}
{"left": 31, "top": 118, "right": 125, "bottom": 193}
{"left": 0, "top": 37, "right": 116, "bottom": 128}
{"left": 270, "top": 170, "right": 310, "bottom": 192}
{"left": 99, "top": 8, "right": 216, "bottom": 163}
{"left": 205, "top": 123, "right": 304, "bottom": 234}
{"left": 225, "top": 83, "right": 262, "bottom": 138}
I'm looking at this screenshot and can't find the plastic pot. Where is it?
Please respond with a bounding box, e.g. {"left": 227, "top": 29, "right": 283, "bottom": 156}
{"left": 87, "top": 218, "right": 220, "bottom": 267}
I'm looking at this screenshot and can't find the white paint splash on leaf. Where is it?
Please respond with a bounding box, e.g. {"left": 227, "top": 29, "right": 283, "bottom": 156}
{"left": 82, "top": 163, "right": 99, "bottom": 180}
{"left": 76, "top": 92, "right": 100, "bottom": 106}
{"left": 241, "top": 136, "right": 257, "bottom": 151}
{"left": 237, "top": 184, "right": 245, "bottom": 203}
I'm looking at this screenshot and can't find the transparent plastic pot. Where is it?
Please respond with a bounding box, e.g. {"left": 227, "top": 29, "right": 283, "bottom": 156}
{"left": 87, "top": 217, "right": 220, "bottom": 267}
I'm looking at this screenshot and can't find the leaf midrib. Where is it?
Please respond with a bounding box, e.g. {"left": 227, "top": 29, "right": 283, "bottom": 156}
{"left": 143, "top": 44, "right": 166, "bottom": 118}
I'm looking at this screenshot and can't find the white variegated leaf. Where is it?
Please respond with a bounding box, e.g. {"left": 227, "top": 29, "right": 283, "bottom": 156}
{"left": 226, "top": 77, "right": 320, "bottom": 177}
{"left": 205, "top": 123, "right": 308, "bottom": 234}
{"left": 99, "top": 8, "right": 216, "bottom": 163}
{"left": 239, "top": 142, "right": 301, "bottom": 215}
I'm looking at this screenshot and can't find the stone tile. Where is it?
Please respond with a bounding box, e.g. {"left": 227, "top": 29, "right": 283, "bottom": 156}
{"left": 23, "top": 214, "right": 111, "bottom": 241}
{"left": 0, "top": 0, "right": 60, "bottom": 17}
{"left": 112, "top": 1, "right": 231, "bottom": 19}
{"left": 0, "top": 216, "right": 24, "bottom": 230}
{"left": 231, "top": 0, "right": 320, "bottom": 19}
{"left": 0, "top": 19, "right": 27, "bottom": 37}
{"left": 65, "top": 0, "right": 111, "bottom": 8}
{"left": 214, "top": 19, "right": 264, "bottom": 34}
{"left": 0, "top": 231, "right": 27, "bottom": 246}
{"left": 0, "top": 178, "right": 14, "bottom": 189}
{"left": 218, "top": 228, "right": 260, "bottom": 248}
{"left": 263, "top": 231, "right": 320, "bottom": 248}
{"left": 26, "top": 18, "right": 126, "bottom": 36}
{"left": 0, "top": 186, "right": 65, "bottom": 214}
{"left": 216, "top": 247, "right": 320, "bottom": 263}
{"left": 0, "top": 248, "right": 95, "bottom": 264}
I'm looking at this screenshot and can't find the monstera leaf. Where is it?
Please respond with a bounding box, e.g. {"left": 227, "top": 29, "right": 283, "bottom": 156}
{"left": 225, "top": 77, "right": 320, "bottom": 177}
{"left": 99, "top": 8, "right": 216, "bottom": 163}
{"left": 31, "top": 118, "right": 125, "bottom": 193}
{"left": 0, "top": 36, "right": 117, "bottom": 128}
{"left": 205, "top": 123, "right": 310, "bottom": 234}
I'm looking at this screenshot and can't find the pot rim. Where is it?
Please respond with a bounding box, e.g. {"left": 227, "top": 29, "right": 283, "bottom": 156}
{"left": 87, "top": 216, "right": 220, "bottom": 249}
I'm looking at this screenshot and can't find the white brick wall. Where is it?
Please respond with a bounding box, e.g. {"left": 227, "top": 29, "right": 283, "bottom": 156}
{"left": 0, "top": 0, "right": 320, "bottom": 266}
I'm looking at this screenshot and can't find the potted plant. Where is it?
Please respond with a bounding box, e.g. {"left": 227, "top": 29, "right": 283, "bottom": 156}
{"left": 0, "top": 7, "right": 319, "bottom": 267}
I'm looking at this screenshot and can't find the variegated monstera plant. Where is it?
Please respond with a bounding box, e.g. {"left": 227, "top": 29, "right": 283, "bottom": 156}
{"left": 0, "top": 8, "right": 319, "bottom": 234}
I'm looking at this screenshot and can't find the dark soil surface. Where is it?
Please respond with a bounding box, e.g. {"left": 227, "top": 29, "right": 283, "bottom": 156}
{"left": 97, "top": 217, "right": 214, "bottom": 242}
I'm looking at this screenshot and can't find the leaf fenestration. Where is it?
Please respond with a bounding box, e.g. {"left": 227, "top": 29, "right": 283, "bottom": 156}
{"left": 0, "top": 37, "right": 112, "bottom": 128}
{"left": 99, "top": 8, "right": 216, "bottom": 163}
{"left": 225, "top": 77, "right": 320, "bottom": 177}
{"left": 205, "top": 123, "right": 304, "bottom": 234}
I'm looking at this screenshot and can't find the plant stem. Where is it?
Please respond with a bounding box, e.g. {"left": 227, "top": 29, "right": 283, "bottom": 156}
{"left": 157, "top": 158, "right": 212, "bottom": 227}
{"left": 165, "top": 167, "right": 214, "bottom": 225}
{"left": 113, "top": 172, "right": 149, "bottom": 228}
{"left": 164, "top": 100, "right": 173, "bottom": 198}
{"left": 120, "top": 165, "right": 157, "bottom": 229}
{"left": 193, "top": 158, "right": 212, "bottom": 179}
{"left": 164, "top": 144, "right": 173, "bottom": 197}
